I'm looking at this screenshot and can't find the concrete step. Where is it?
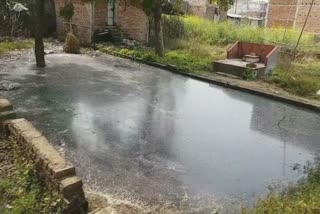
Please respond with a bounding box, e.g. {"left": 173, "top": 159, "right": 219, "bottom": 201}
{"left": 213, "top": 59, "right": 266, "bottom": 79}
{"left": 216, "top": 72, "right": 241, "bottom": 79}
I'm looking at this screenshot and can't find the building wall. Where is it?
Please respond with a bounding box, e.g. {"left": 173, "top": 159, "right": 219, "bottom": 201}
{"left": 267, "top": 0, "right": 298, "bottom": 28}
{"left": 117, "top": 0, "right": 149, "bottom": 42}
{"left": 187, "top": 5, "right": 207, "bottom": 17}
{"left": 267, "top": 0, "right": 320, "bottom": 34}
{"left": 54, "top": 0, "right": 149, "bottom": 44}
{"left": 185, "top": 0, "right": 218, "bottom": 19}
{"left": 54, "top": 0, "right": 93, "bottom": 45}
{"left": 295, "top": 0, "right": 320, "bottom": 34}
{"left": 95, "top": 0, "right": 108, "bottom": 30}
{"left": 186, "top": 0, "right": 208, "bottom": 5}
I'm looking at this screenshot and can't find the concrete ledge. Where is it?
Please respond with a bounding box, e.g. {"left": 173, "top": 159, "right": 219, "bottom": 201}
{"left": 103, "top": 50, "right": 320, "bottom": 112}
{"left": 0, "top": 99, "right": 88, "bottom": 213}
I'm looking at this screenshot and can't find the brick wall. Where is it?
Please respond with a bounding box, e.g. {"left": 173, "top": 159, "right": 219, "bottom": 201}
{"left": 117, "top": 0, "right": 149, "bottom": 42}
{"left": 185, "top": 0, "right": 217, "bottom": 19}
{"left": 54, "top": 0, "right": 149, "bottom": 44}
{"left": 267, "top": 0, "right": 298, "bottom": 28}
{"left": 295, "top": 0, "right": 320, "bottom": 34}
{"left": 95, "top": 0, "right": 108, "bottom": 30}
{"left": 267, "top": 0, "right": 320, "bottom": 34}
{"left": 0, "top": 99, "right": 88, "bottom": 213}
{"left": 186, "top": 0, "right": 208, "bottom": 6}
{"left": 54, "top": 0, "right": 93, "bottom": 45}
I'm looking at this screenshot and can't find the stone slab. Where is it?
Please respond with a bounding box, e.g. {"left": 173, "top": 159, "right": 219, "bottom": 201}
{"left": 0, "top": 99, "right": 13, "bottom": 112}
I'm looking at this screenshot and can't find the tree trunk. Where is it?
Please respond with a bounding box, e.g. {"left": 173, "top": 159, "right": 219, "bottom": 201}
{"left": 219, "top": 10, "right": 228, "bottom": 21}
{"left": 34, "top": 0, "right": 45, "bottom": 67}
{"left": 153, "top": 0, "right": 164, "bottom": 57}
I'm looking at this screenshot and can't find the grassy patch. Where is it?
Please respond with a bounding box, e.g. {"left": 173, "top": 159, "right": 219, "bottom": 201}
{"left": 98, "top": 15, "right": 320, "bottom": 99}
{"left": 0, "top": 140, "right": 65, "bottom": 214}
{"left": 98, "top": 41, "right": 226, "bottom": 76}
{"left": 180, "top": 16, "right": 316, "bottom": 48}
{"left": 0, "top": 39, "right": 33, "bottom": 55}
{"left": 267, "top": 62, "right": 320, "bottom": 98}
{"left": 243, "top": 160, "right": 320, "bottom": 214}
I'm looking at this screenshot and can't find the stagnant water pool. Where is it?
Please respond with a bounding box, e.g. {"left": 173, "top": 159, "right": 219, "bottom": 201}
{"left": 1, "top": 53, "right": 320, "bottom": 212}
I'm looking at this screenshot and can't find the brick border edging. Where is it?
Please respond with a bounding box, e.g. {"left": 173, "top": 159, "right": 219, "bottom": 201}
{"left": 0, "top": 99, "right": 88, "bottom": 214}
{"left": 103, "top": 50, "right": 320, "bottom": 113}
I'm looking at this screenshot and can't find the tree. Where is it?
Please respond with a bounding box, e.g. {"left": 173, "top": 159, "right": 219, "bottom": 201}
{"left": 129, "top": 0, "right": 233, "bottom": 55}
{"left": 215, "top": 0, "right": 234, "bottom": 11}
{"left": 214, "top": 0, "right": 234, "bottom": 21}
{"left": 128, "top": 0, "right": 166, "bottom": 56}
{"left": 34, "top": 0, "right": 45, "bottom": 67}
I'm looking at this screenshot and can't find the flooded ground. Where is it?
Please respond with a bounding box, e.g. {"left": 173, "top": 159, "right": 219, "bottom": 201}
{"left": 1, "top": 52, "right": 320, "bottom": 212}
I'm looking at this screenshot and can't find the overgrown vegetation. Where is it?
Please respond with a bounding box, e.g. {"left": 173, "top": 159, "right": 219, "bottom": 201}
{"left": 0, "top": 0, "right": 30, "bottom": 37}
{"left": 0, "top": 140, "right": 65, "bottom": 213}
{"left": 180, "top": 16, "right": 315, "bottom": 47}
{"left": 98, "top": 42, "right": 226, "bottom": 76}
{"left": 0, "top": 39, "right": 33, "bottom": 54}
{"left": 267, "top": 61, "right": 320, "bottom": 98}
{"left": 99, "top": 15, "right": 320, "bottom": 99}
{"left": 243, "top": 159, "right": 320, "bottom": 214}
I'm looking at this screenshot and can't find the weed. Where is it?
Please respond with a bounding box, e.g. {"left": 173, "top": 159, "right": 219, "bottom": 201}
{"left": 243, "top": 159, "right": 320, "bottom": 214}
{"left": 98, "top": 15, "right": 320, "bottom": 99}
{"left": 0, "top": 140, "right": 65, "bottom": 214}
{"left": 0, "top": 40, "right": 33, "bottom": 55}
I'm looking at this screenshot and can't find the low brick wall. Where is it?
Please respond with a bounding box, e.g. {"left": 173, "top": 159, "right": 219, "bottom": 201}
{"left": 0, "top": 98, "right": 88, "bottom": 214}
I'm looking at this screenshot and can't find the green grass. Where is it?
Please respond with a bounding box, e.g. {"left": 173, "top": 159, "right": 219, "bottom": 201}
{"left": 0, "top": 140, "right": 65, "bottom": 214}
{"left": 180, "top": 16, "right": 316, "bottom": 48}
{"left": 267, "top": 61, "right": 320, "bottom": 98}
{"left": 99, "top": 42, "right": 226, "bottom": 76}
{"left": 98, "top": 15, "right": 320, "bottom": 99}
{"left": 0, "top": 39, "right": 33, "bottom": 55}
{"left": 243, "top": 161, "right": 320, "bottom": 214}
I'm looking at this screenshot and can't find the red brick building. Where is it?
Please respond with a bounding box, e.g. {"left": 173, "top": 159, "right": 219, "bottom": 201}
{"left": 54, "top": 0, "right": 149, "bottom": 44}
{"left": 267, "top": 0, "right": 320, "bottom": 34}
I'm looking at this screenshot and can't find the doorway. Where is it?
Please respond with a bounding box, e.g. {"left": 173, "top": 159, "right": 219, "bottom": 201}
{"left": 107, "top": 0, "right": 115, "bottom": 26}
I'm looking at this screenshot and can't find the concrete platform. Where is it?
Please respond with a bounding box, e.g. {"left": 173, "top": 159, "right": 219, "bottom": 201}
{"left": 213, "top": 58, "right": 266, "bottom": 79}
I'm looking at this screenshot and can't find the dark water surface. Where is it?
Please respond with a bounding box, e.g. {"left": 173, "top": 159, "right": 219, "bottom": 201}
{"left": 1, "top": 53, "right": 320, "bottom": 211}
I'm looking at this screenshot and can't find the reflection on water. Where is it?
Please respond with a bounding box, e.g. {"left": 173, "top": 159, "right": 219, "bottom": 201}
{"left": 3, "top": 54, "right": 320, "bottom": 210}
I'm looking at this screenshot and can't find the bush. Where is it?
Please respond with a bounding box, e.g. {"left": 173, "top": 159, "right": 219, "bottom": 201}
{"left": 162, "top": 15, "right": 185, "bottom": 47}
{"left": 59, "top": 2, "right": 74, "bottom": 22}
{"left": 268, "top": 65, "right": 320, "bottom": 98}
{"left": 63, "top": 33, "right": 80, "bottom": 54}
{"left": 243, "top": 160, "right": 320, "bottom": 214}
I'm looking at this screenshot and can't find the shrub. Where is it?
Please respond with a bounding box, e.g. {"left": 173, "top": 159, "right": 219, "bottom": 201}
{"left": 63, "top": 33, "right": 80, "bottom": 54}
{"left": 243, "top": 160, "right": 320, "bottom": 214}
{"left": 162, "top": 15, "right": 185, "bottom": 46}
{"left": 60, "top": 2, "right": 74, "bottom": 22}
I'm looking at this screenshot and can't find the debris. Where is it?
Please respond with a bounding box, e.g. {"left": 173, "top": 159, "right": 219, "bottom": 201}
{"left": 0, "top": 80, "right": 21, "bottom": 91}
{"left": 45, "top": 50, "right": 55, "bottom": 55}
{"left": 12, "top": 3, "right": 28, "bottom": 12}
{"left": 5, "top": 204, "right": 13, "bottom": 209}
